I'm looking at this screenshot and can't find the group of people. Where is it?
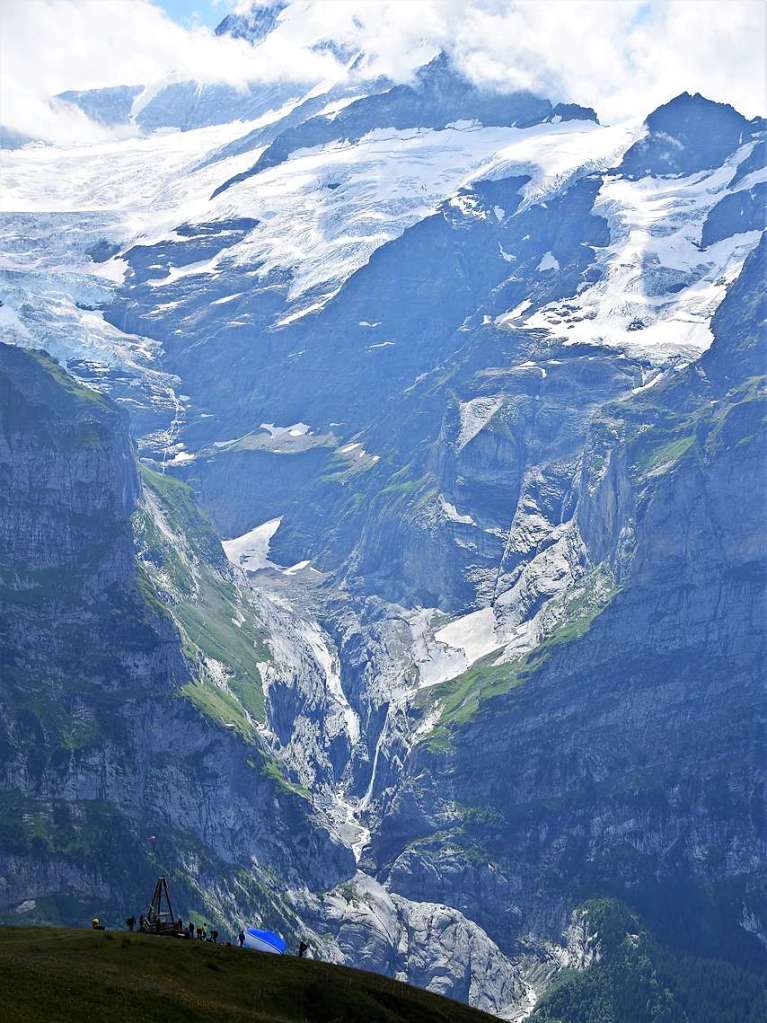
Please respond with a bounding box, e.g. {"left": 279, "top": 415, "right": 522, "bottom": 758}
{"left": 117, "top": 913, "right": 307, "bottom": 956}
{"left": 181, "top": 921, "right": 220, "bottom": 943}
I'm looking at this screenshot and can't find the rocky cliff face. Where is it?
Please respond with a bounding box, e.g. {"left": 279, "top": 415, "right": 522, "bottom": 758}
{"left": 1, "top": 38, "right": 765, "bottom": 1018}
{"left": 360, "top": 236, "right": 767, "bottom": 973}
{"left": 0, "top": 343, "right": 351, "bottom": 934}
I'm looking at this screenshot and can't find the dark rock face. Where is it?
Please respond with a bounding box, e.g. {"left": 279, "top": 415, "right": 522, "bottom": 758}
{"left": 701, "top": 181, "right": 767, "bottom": 246}
{"left": 0, "top": 344, "right": 351, "bottom": 932}
{"left": 704, "top": 229, "right": 767, "bottom": 384}
{"left": 529, "top": 899, "right": 767, "bottom": 1023}
{"left": 123, "top": 219, "right": 259, "bottom": 287}
{"left": 730, "top": 138, "right": 767, "bottom": 188}
{"left": 0, "top": 345, "right": 138, "bottom": 582}
{"left": 200, "top": 76, "right": 390, "bottom": 175}
{"left": 550, "top": 102, "right": 598, "bottom": 123}
{"left": 369, "top": 238, "right": 767, "bottom": 971}
{"left": 620, "top": 92, "right": 752, "bottom": 178}
{"left": 215, "top": 1, "right": 287, "bottom": 43}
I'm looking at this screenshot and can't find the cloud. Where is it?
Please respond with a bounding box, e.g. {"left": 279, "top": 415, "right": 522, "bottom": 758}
{"left": 272, "top": 0, "right": 765, "bottom": 123}
{"left": 0, "top": 0, "right": 336, "bottom": 144}
{"left": 0, "top": 0, "right": 764, "bottom": 145}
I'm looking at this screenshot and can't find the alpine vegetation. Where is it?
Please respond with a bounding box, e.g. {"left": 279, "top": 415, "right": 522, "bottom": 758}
{"left": 0, "top": 1, "right": 765, "bottom": 1020}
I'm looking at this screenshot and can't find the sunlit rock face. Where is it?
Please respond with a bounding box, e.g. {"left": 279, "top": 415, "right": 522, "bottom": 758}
{"left": 0, "top": 32, "right": 765, "bottom": 1017}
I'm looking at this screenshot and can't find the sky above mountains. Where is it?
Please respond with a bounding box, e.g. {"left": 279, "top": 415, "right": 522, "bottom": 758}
{"left": 1, "top": 0, "right": 765, "bottom": 145}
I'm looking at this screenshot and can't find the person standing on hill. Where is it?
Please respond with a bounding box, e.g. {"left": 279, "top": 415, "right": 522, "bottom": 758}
{"left": 125, "top": 916, "right": 135, "bottom": 932}
{"left": 298, "top": 941, "right": 308, "bottom": 958}
{"left": 238, "top": 931, "right": 245, "bottom": 948}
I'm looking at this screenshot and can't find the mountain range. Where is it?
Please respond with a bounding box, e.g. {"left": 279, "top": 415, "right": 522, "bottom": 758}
{"left": 0, "top": 5, "right": 765, "bottom": 1018}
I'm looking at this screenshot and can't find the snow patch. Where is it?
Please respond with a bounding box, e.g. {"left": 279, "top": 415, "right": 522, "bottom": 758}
{"left": 167, "top": 449, "right": 195, "bottom": 465}
{"left": 496, "top": 298, "right": 532, "bottom": 325}
{"left": 457, "top": 395, "right": 504, "bottom": 450}
{"left": 222, "top": 517, "right": 282, "bottom": 573}
{"left": 260, "top": 421, "right": 312, "bottom": 439}
{"left": 435, "top": 607, "right": 501, "bottom": 664}
{"left": 537, "top": 251, "right": 560, "bottom": 272}
{"left": 519, "top": 360, "right": 547, "bottom": 377}
{"left": 284, "top": 559, "right": 312, "bottom": 575}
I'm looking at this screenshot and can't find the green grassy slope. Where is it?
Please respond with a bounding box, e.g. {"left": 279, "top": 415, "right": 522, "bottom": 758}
{"left": 0, "top": 926, "right": 501, "bottom": 1023}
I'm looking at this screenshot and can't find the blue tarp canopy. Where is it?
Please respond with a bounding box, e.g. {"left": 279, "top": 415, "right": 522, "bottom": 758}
{"left": 243, "top": 927, "right": 286, "bottom": 954}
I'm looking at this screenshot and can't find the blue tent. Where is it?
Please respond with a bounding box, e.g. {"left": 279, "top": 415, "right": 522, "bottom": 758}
{"left": 243, "top": 927, "right": 286, "bottom": 954}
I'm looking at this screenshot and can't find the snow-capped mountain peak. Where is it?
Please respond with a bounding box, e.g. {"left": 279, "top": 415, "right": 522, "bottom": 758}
{"left": 215, "top": 1, "right": 288, "bottom": 44}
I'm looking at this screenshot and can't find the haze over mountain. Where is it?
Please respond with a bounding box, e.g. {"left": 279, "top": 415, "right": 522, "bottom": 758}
{"left": 0, "top": 2, "right": 765, "bottom": 1019}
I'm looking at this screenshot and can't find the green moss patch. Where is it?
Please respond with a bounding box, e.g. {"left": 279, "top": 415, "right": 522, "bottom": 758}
{"left": 420, "top": 569, "right": 616, "bottom": 752}
{"left": 137, "top": 468, "right": 271, "bottom": 729}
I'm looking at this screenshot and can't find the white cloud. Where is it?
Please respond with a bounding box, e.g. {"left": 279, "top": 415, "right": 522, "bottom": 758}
{"left": 0, "top": 0, "right": 337, "bottom": 144}
{"left": 0, "top": 0, "right": 764, "bottom": 145}
{"left": 282, "top": 0, "right": 765, "bottom": 123}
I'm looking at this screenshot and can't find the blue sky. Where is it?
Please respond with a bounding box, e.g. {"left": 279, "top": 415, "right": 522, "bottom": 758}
{"left": 155, "top": 0, "right": 658, "bottom": 34}
{"left": 155, "top": 0, "right": 226, "bottom": 30}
